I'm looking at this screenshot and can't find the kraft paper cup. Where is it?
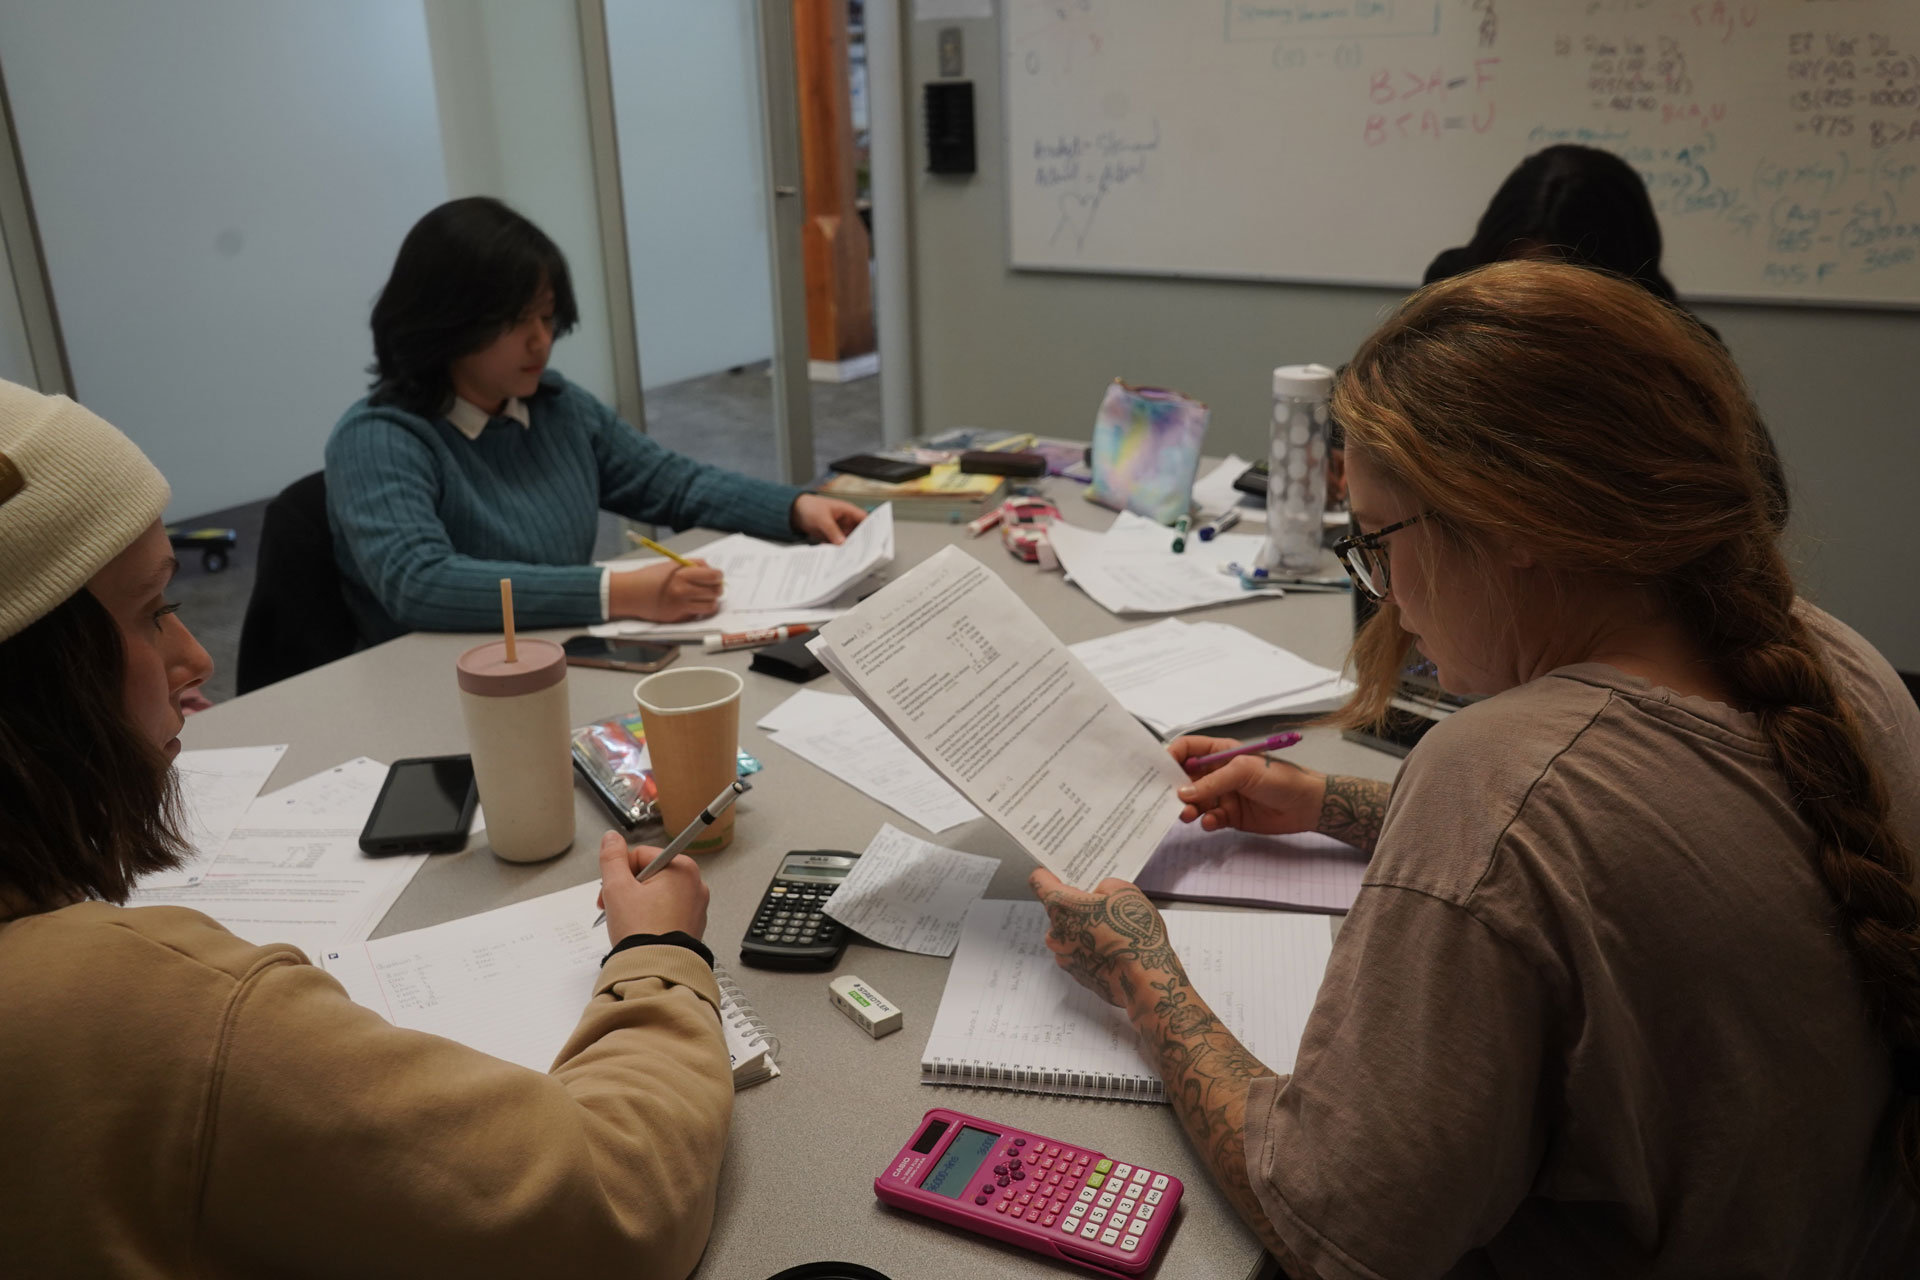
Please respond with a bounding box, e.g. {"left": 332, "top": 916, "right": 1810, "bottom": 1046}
{"left": 634, "top": 666, "right": 744, "bottom": 853}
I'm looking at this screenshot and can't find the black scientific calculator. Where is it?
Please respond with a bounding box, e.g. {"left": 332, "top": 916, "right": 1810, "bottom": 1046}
{"left": 739, "top": 850, "right": 860, "bottom": 970}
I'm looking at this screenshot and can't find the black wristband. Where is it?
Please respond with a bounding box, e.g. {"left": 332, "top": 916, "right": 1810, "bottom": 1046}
{"left": 603, "top": 930, "right": 715, "bottom": 969}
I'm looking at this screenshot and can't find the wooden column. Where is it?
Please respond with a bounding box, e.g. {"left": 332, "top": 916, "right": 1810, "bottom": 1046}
{"left": 792, "top": 0, "right": 875, "bottom": 368}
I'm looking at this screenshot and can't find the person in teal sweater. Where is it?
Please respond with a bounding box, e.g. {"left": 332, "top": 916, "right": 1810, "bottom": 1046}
{"left": 327, "top": 197, "right": 865, "bottom": 641}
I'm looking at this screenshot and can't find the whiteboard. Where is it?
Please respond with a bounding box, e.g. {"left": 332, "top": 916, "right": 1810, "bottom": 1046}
{"left": 1004, "top": 0, "right": 1920, "bottom": 306}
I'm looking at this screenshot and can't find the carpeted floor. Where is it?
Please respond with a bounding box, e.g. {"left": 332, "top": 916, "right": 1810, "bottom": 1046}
{"left": 174, "top": 364, "right": 882, "bottom": 704}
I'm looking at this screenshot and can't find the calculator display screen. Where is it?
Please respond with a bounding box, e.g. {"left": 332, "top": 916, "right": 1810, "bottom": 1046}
{"left": 777, "top": 855, "right": 855, "bottom": 883}
{"left": 920, "top": 1125, "right": 1000, "bottom": 1199}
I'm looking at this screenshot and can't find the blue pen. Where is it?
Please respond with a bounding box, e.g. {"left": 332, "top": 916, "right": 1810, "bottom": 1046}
{"left": 1171, "top": 514, "right": 1191, "bottom": 554}
{"left": 1195, "top": 509, "right": 1242, "bottom": 541}
{"left": 1221, "top": 561, "right": 1271, "bottom": 589}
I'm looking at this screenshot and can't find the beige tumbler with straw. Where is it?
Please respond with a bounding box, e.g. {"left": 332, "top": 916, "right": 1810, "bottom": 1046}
{"left": 456, "top": 581, "right": 574, "bottom": 863}
{"left": 633, "top": 666, "right": 744, "bottom": 853}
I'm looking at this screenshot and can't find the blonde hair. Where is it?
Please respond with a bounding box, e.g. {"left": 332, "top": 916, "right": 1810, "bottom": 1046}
{"left": 1332, "top": 259, "right": 1920, "bottom": 1187}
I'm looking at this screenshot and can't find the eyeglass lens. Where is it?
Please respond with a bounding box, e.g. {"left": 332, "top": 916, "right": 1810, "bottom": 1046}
{"left": 1343, "top": 543, "right": 1385, "bottom": 599}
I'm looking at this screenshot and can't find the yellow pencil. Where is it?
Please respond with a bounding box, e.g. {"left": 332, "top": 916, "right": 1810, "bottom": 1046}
{"left": 624, "top": 529, "right": 694, "bottom": 567}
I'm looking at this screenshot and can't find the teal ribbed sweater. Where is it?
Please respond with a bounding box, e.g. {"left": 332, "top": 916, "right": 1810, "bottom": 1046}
{"left": 325, "top": 371, "right": 802, "bottom": 640}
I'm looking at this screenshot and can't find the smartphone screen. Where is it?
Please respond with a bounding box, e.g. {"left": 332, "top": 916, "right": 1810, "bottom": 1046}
{"left": 562, "top": 636, "right": 679, "bottom": 672}
{"left": 360, "top": 756, "right": 477, "bottom": 854}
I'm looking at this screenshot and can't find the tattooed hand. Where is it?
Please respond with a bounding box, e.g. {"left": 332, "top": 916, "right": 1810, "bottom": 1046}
{"left": 1029, "top": 869, "right": 1183, "bottom": 1017}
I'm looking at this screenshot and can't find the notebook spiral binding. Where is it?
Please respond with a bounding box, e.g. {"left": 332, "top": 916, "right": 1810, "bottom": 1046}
{"left": 714, "top": 964, "right": 781, "bottom": 1062}
{"left": 920, "top": 1058, "right": 1166, "bottom": 1103}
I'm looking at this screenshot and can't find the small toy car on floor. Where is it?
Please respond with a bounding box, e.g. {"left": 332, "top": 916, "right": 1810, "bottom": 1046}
{"left": 166, "top": 526, "right": 239, "bottom": 573}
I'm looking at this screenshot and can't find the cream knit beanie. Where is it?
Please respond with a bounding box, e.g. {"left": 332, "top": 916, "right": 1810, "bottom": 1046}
{"left": 0, "top": 379, "right": 171, "bottom": 643}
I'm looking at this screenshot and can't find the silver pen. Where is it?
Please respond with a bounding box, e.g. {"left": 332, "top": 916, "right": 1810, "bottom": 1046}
{"left": 594, "top": 779, "right": 751, "bottom": 927}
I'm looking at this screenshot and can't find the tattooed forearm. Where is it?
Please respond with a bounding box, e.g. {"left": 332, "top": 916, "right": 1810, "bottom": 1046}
{"left": 1317, "top": 774, "right": 1390, "bottom": 854}
{"left": 1133, "top": 974, "right": 1314, "bottom": 1272}
{"left": 1038, "top": 879, "right": 1314, "bottom": 1269}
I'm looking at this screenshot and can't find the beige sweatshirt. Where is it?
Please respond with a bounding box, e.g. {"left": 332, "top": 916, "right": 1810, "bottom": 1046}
{"left": 0, "top": 901, "right": 734, "bottom": 1278}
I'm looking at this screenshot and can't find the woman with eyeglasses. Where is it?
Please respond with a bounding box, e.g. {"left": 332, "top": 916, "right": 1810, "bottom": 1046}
{"left": 1030, "top": 261, "right": 1920, "bottom": 1275}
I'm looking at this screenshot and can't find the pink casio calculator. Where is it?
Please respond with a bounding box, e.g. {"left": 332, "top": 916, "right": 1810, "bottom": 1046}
{"left": 874, "top": 1107, "right": 1183, "bottom": 1277}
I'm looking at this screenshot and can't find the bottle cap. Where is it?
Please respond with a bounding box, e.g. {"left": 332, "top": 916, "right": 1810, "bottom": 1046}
{"left": 1273, "top": 363, "right": 1336, "bottom": 398}
{"left": 456, "top": 637, "right": 566, "bottom": 697}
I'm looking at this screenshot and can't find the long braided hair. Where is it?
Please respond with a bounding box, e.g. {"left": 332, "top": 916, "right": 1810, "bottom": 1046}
{"left": 1332, "top": 259, "right": 1920, "bottom": 1187}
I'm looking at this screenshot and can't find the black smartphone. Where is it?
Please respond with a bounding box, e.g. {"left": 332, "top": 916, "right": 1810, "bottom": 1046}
{"left": 830, "top": 453, "right": 932, "bottom": 484}
{"left": 359, "top": 755, "right": 478, "bottom": 855}
{"left": 1233, "top": 461, "right": 1270, "bottom": 497}
{"left": 562, "top": 635, "right": 680, "bottom": 673}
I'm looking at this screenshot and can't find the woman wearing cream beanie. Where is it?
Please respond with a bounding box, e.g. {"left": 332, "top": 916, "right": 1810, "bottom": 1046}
{"left": 0, "top": 380, "right": 735, "bottom": 1278}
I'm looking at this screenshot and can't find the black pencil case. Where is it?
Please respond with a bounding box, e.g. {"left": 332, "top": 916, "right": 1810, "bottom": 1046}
{"left": 959, "top": 450, "right": 1047, "bottom": 478}
{"left": 749, "top": 632, "right": 829, "bottom": 683}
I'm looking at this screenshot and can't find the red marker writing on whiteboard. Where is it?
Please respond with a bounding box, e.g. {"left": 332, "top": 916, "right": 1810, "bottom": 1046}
{"left": 702, "top": 624, "right": 814, "bottom": 653}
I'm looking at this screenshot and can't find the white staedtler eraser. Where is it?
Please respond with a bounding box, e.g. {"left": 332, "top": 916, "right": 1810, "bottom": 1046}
{"left": 830, "top": 974, "right": 904, "bottom": 1038}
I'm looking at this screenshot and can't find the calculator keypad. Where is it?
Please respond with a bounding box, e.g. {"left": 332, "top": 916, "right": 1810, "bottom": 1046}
{"left": 972, "top": 1142, "right": 1171, "bottom": 1259}
{"left": 747, "top": 878, "right": 845, "bottom": 949}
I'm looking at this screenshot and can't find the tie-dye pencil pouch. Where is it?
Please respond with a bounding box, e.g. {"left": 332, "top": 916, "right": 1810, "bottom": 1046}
{"left": 1087, "top": 379, "right": 1209, "bottom": 524}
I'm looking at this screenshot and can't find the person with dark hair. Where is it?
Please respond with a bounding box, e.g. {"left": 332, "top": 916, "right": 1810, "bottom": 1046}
{"left": 1423, "top": 143, "right": 1678, "bottom": 296}
{"left": 327, "top": 196, "right": 867, "bottom": 642}
{"left": 0, "top": 381, "right": 736, "bottom": 1276}
{"left": 1031, "top": 262, "right": 1920, "bottom": 1275}
{"left": 1424, "top": 144, "right": 1791, "bottom": 526}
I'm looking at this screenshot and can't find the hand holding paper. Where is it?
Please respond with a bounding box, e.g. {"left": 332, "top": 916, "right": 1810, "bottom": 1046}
{"left": 809, "top": 546, "right": 1187, "bottom": 888}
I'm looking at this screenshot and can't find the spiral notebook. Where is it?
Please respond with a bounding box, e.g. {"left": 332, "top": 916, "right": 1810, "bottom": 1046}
{"left": 921, "top": 900, "right": 1331, "bottom": 1102}
{"left": 322, "top": 882, "right": 779, "bottom": 1089}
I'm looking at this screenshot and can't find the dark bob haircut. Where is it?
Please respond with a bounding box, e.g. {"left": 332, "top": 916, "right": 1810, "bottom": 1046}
{"left": 0, "top": 590, "right": 186, "bottom": 908}
{"left": 367, "top": 196, "right": 580, "bottom": 417}
{"left": 1423, "top": 144, "right": 1678, "bottom": 302}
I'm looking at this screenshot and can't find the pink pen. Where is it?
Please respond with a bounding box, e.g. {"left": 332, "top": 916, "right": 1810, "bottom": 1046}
{"left": 1182, "top": 731, "right": 1303, "bottom": 771}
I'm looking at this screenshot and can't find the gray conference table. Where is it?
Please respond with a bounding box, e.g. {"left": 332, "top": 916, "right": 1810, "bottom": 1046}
{"left": 180, "top": 484, "right": 1402, "bottom": 1280}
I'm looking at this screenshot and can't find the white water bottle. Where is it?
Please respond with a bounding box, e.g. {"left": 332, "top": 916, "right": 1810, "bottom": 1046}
{"left": 1265, "top": 363, "right": 1335, "bottom": 572}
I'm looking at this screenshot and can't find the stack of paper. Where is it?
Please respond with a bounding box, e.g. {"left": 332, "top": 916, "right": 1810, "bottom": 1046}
{"left": 1047, "top": 511, "right": 1284, "bottom": 615}
{"left": 1069, "top": 618, "right": 1354, "bottom": 738}
{"left": 589, "top": 605, "right": 847, "bottom": 643}
{"left": 322, "top": 882, "right": 780, "bottom": 1088}
{"left": 589, "top": 505, "right": 894, "bottom": 640}
{"left": 130, "top": 757, "right": 430, "bottom": 957}
{"left": 1190, "top": 454, "right": 1266, "bottom": 523}
{"left": 1134, "top": 820, "right": 1367, "bottom": 913}
{"left": 144, "top": 745, "right": 289, "bottom": 888}
{"left": 822, "top": 823, "right": 999, "bottom": 956}
{"left": 757, "top": 690, "right": 980, "bottom": 833}
{"left": 697, "top": 503, "right": 895, "bottom": 611}
{"left": 810, "top": 546, "right": 1189, "bottom": 889}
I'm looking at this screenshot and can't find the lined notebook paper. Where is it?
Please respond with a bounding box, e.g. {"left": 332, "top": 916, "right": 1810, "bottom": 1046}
{"left": 1133, "top": 821, "right": 1368, "bottom": 914}
{"left": 322, "top": 882, "right": 778, "bottom": 1088}
{"left": 921, "top": 899, "right": 1332, "bottom": 1102}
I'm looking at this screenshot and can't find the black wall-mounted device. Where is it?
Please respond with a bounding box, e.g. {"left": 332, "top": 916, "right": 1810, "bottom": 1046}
{"left": 924, "top": 81, "right": 976, "bottom": 176}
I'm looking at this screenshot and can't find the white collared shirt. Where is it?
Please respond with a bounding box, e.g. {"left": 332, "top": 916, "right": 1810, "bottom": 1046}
{"left": 444, "top": 394, "right": 531, "bottom": 441}
{"left": 443, "top": 394, "right": 611, "bottom": 620}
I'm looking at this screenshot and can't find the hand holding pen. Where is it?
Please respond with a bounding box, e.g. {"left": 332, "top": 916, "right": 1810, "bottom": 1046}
{"left": 595, "top": 780, "right": 750, "bottom": 932}
{"left": 1167, "top": 732, "right": 1327, "bottom": 837}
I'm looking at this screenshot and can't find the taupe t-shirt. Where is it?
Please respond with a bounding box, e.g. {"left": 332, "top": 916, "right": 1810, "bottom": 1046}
{"left": 1246, "top": 605, "right": 1920, "bottom": 1278}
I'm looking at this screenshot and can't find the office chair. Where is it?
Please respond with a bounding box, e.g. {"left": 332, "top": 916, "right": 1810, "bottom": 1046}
{"left": 235, "top": 471, "right": 360, "bottom": 694}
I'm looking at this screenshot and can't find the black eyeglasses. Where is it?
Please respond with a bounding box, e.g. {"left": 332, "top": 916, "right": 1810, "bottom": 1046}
{"left": 1333, "top": 512, "right": 1433, "bottom": 601}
